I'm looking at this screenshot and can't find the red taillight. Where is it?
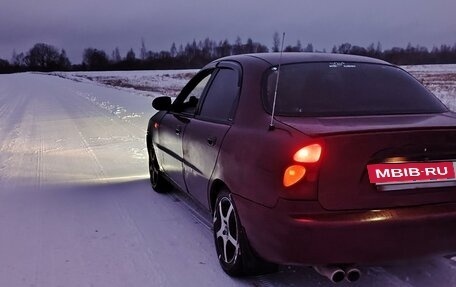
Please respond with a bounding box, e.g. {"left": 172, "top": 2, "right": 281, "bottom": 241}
{"left": 283, "top": 143, "right": 322, "bottom": 187}
{"left": 293, "top": 144, "right": 322, "bottom": 163}
{"left": 283, "top": 165, "right": 306, "bottom": 187}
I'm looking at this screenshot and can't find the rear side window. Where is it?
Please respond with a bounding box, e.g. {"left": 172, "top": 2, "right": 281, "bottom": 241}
{"left": 264, "top": 62, "right": 448, "bottom": 117}
{"left": 199, "top": 68, "right": 239, "bottom": 121}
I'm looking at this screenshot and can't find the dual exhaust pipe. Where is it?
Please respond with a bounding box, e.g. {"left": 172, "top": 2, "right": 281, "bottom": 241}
{"left": 313, "top": 265, "right": 361, "bottom": 283}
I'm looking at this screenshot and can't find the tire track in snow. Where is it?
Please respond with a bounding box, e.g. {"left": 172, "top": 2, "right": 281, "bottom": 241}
{"left": 34, "top": 101, "right": 44, "bottom": 189}
{"left": 74, "top": 89, "right": 150, "bottom": 164}
{"left": 55, "top": 89, "right": 109, "bottom": 183}
{"left": 76, "top": 128, "right": 108, "bottom": 181}
{"left": 0, "top": 87, "right": 32, "bottom": 184}
{"left": 75, "top": 90, "right": 146, "bottom": 133}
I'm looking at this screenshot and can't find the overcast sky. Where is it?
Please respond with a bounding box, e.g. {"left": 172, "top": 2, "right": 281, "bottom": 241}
{"left": 1, "top": 0, "right": 455, "bottom": 63}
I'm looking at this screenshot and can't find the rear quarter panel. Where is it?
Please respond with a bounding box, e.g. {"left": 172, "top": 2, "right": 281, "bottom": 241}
{"left": 211, "top": 57, "right": 316, "bottom": 207}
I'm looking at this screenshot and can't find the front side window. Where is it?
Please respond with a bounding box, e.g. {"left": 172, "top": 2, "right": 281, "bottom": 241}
{"left": 173, "top": 71, "right": 213, "bottom": 115}
{"left": 264, "top": 62, "right": 448, "bottom": 117}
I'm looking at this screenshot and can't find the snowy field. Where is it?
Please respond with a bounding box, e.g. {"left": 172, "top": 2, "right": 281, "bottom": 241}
{"left": 0, "top": 65, "right": 455, "bottom": 287}
{"left": 51, "top": 69, "right": 197, "bottom": 98}
{"left": 403, "top": 64, "right": 456, "bottom": 111}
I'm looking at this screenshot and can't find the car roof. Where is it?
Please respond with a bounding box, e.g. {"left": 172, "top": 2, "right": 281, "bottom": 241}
{"left": 216, "top": 52, "right": 390, "bottom": 66}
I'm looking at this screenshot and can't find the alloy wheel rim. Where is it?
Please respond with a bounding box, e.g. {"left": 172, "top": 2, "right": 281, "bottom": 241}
{"left": 214, "top": 197, "right": 240, "bottom": 264}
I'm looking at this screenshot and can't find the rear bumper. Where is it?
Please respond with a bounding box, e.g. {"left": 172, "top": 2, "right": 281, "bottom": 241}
{"left": 233, "top": 195, "right": 456, "bottom": 265}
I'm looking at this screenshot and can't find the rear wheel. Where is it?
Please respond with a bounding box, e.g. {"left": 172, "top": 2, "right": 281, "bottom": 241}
{"left": 148, "top": 148, "right": 171, "bottom": 193}
{"left": 213, "top": 189, "right": 277, "bottom": 276}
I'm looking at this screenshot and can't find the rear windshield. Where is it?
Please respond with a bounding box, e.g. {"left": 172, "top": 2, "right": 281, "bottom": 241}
{"left": 263, "top": 62, "right": 448, "bottom": 117}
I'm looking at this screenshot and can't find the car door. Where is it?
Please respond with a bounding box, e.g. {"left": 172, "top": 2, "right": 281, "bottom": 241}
{"left": 183, "top": 62, "right": 242, "bottom": 207}
{"left": 156, "top": 68, "right": 215, "bottom": 189}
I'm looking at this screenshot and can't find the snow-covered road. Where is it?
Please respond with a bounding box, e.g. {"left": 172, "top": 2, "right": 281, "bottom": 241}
{"left": 0, "top": 73, "right": 248, "bottom": 287}
{"left": 0, "top": 72, "right": 455, "bottom": 286}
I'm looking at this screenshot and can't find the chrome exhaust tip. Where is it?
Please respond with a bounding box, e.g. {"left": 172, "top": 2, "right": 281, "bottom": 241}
{"left": 344, "top": 266, "right": 361, "bottom": 282}
{"left": 313, "top": 265, "right": 345, "bottom": 283}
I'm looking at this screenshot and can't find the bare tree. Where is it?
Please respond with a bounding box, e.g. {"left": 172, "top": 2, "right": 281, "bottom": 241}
{"left": 296, "top": 40, "right": 303, "bottom": 52}
{"left": 338, "top": 43, "right": 352, "bottom": 54}
{"left": 126, "top": 48, "right": 136, "bottom": 62}
{"left": 0, "top": 58, "right": 10, "bottom": 73}
{"left": 170, "top": 42, "right": 177, "bottom": 58}
{"left": 272, "top": 32, "right": 280, "bottom": 52}
{"left": 304, "top": 43, "right": 313, "bottom": 52}
{"left": 140, "top": 38, "right": 147, "bottom": 60}
{"left": 111, "top": 47, "right": 121, "bottom": 63}
{"left": 83, "top": 48, "right": 109, "bottom": 70}
{"left": 25, "top": 43, "right": 69, "bottom": 71}
{"left": 233, "top": 36, "right": 243, "bottom": 54}
{"left": 58, "top": 49, "right": 71, "bottom": 70}
{"left": 11, "top": 50, "right": 26, "bottom": 66}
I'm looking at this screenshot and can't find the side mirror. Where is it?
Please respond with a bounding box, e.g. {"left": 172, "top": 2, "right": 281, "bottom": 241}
{"left": 152, "top": 96, "right": 172, "bottom": 111}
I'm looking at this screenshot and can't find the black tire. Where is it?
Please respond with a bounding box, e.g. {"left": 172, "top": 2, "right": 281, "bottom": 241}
{"left": 148, "top": 148, "right": 172, "bottom": 193}
{"left": 213, "top": 189, "right": 278, "bottom": 276}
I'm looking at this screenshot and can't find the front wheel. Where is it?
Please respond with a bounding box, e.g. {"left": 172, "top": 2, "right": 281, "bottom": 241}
{"left": 213, "top": 189, "right": 277, "bottom": 276}
{"left": 148, "top": 148, "right": 171, "bottom": 193}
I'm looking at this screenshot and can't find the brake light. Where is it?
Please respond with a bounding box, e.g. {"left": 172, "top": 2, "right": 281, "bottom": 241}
{"left": 283, "top": 165, "right": 306, "bottom": 187}
{"left": 293, "top": 144, "right": 322, "bottom": 163}
{"left": 283, "top": 143, "right": 322, "bottom": 188}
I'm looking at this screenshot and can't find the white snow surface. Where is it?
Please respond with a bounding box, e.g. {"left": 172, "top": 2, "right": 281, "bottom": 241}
{"left": 402, "top": 64, "right": 456, "bottom": 73}
{"left": 0, "top": 67, "right": 455, "bottom": 287}
{"left": 402, "top": 64, "right": 456, "bottom": 112}
{"left": 52, "top": 69, "right": 197, "bottom": 99}
{"left": 0, "top": 72, "right": 244, "bottom": 287}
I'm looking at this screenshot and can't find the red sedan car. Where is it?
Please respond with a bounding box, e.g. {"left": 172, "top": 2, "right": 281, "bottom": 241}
{"left": 146, "top": 53, "right": 456, "bottom": 282}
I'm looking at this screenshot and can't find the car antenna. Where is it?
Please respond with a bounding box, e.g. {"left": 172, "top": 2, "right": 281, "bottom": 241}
{"left": 269, "top": 32, "right": 285, "bottom": 131}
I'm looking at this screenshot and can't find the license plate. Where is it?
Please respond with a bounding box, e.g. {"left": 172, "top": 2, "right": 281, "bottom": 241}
{"left": 367, "top": 162, "right": 456, "bottom": 184}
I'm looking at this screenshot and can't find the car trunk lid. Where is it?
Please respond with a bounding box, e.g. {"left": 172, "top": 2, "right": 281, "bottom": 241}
{"left": 277, "top": 113, "right": 456, "bottom": 211}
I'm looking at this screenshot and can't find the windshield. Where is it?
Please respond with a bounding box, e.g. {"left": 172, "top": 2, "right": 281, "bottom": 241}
{"left": 263, "top": 62, "right": 448, "bottom": 117}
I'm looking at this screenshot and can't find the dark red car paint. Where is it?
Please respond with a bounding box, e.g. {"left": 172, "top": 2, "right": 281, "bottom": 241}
{"left": 148, "top": 53, "right": 456, "bottom": 265}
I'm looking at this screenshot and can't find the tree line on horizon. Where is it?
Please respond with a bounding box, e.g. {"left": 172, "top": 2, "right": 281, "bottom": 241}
{"left": 1, "top": 35, "right": 456, "bottom": 73}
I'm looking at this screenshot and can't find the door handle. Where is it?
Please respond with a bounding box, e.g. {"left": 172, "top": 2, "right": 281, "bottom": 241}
{"left": 207, "top": 136, "right": 217, "bottom": 146}
{"left": 175, "top": 126, "right": 182, "bottom": 135}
